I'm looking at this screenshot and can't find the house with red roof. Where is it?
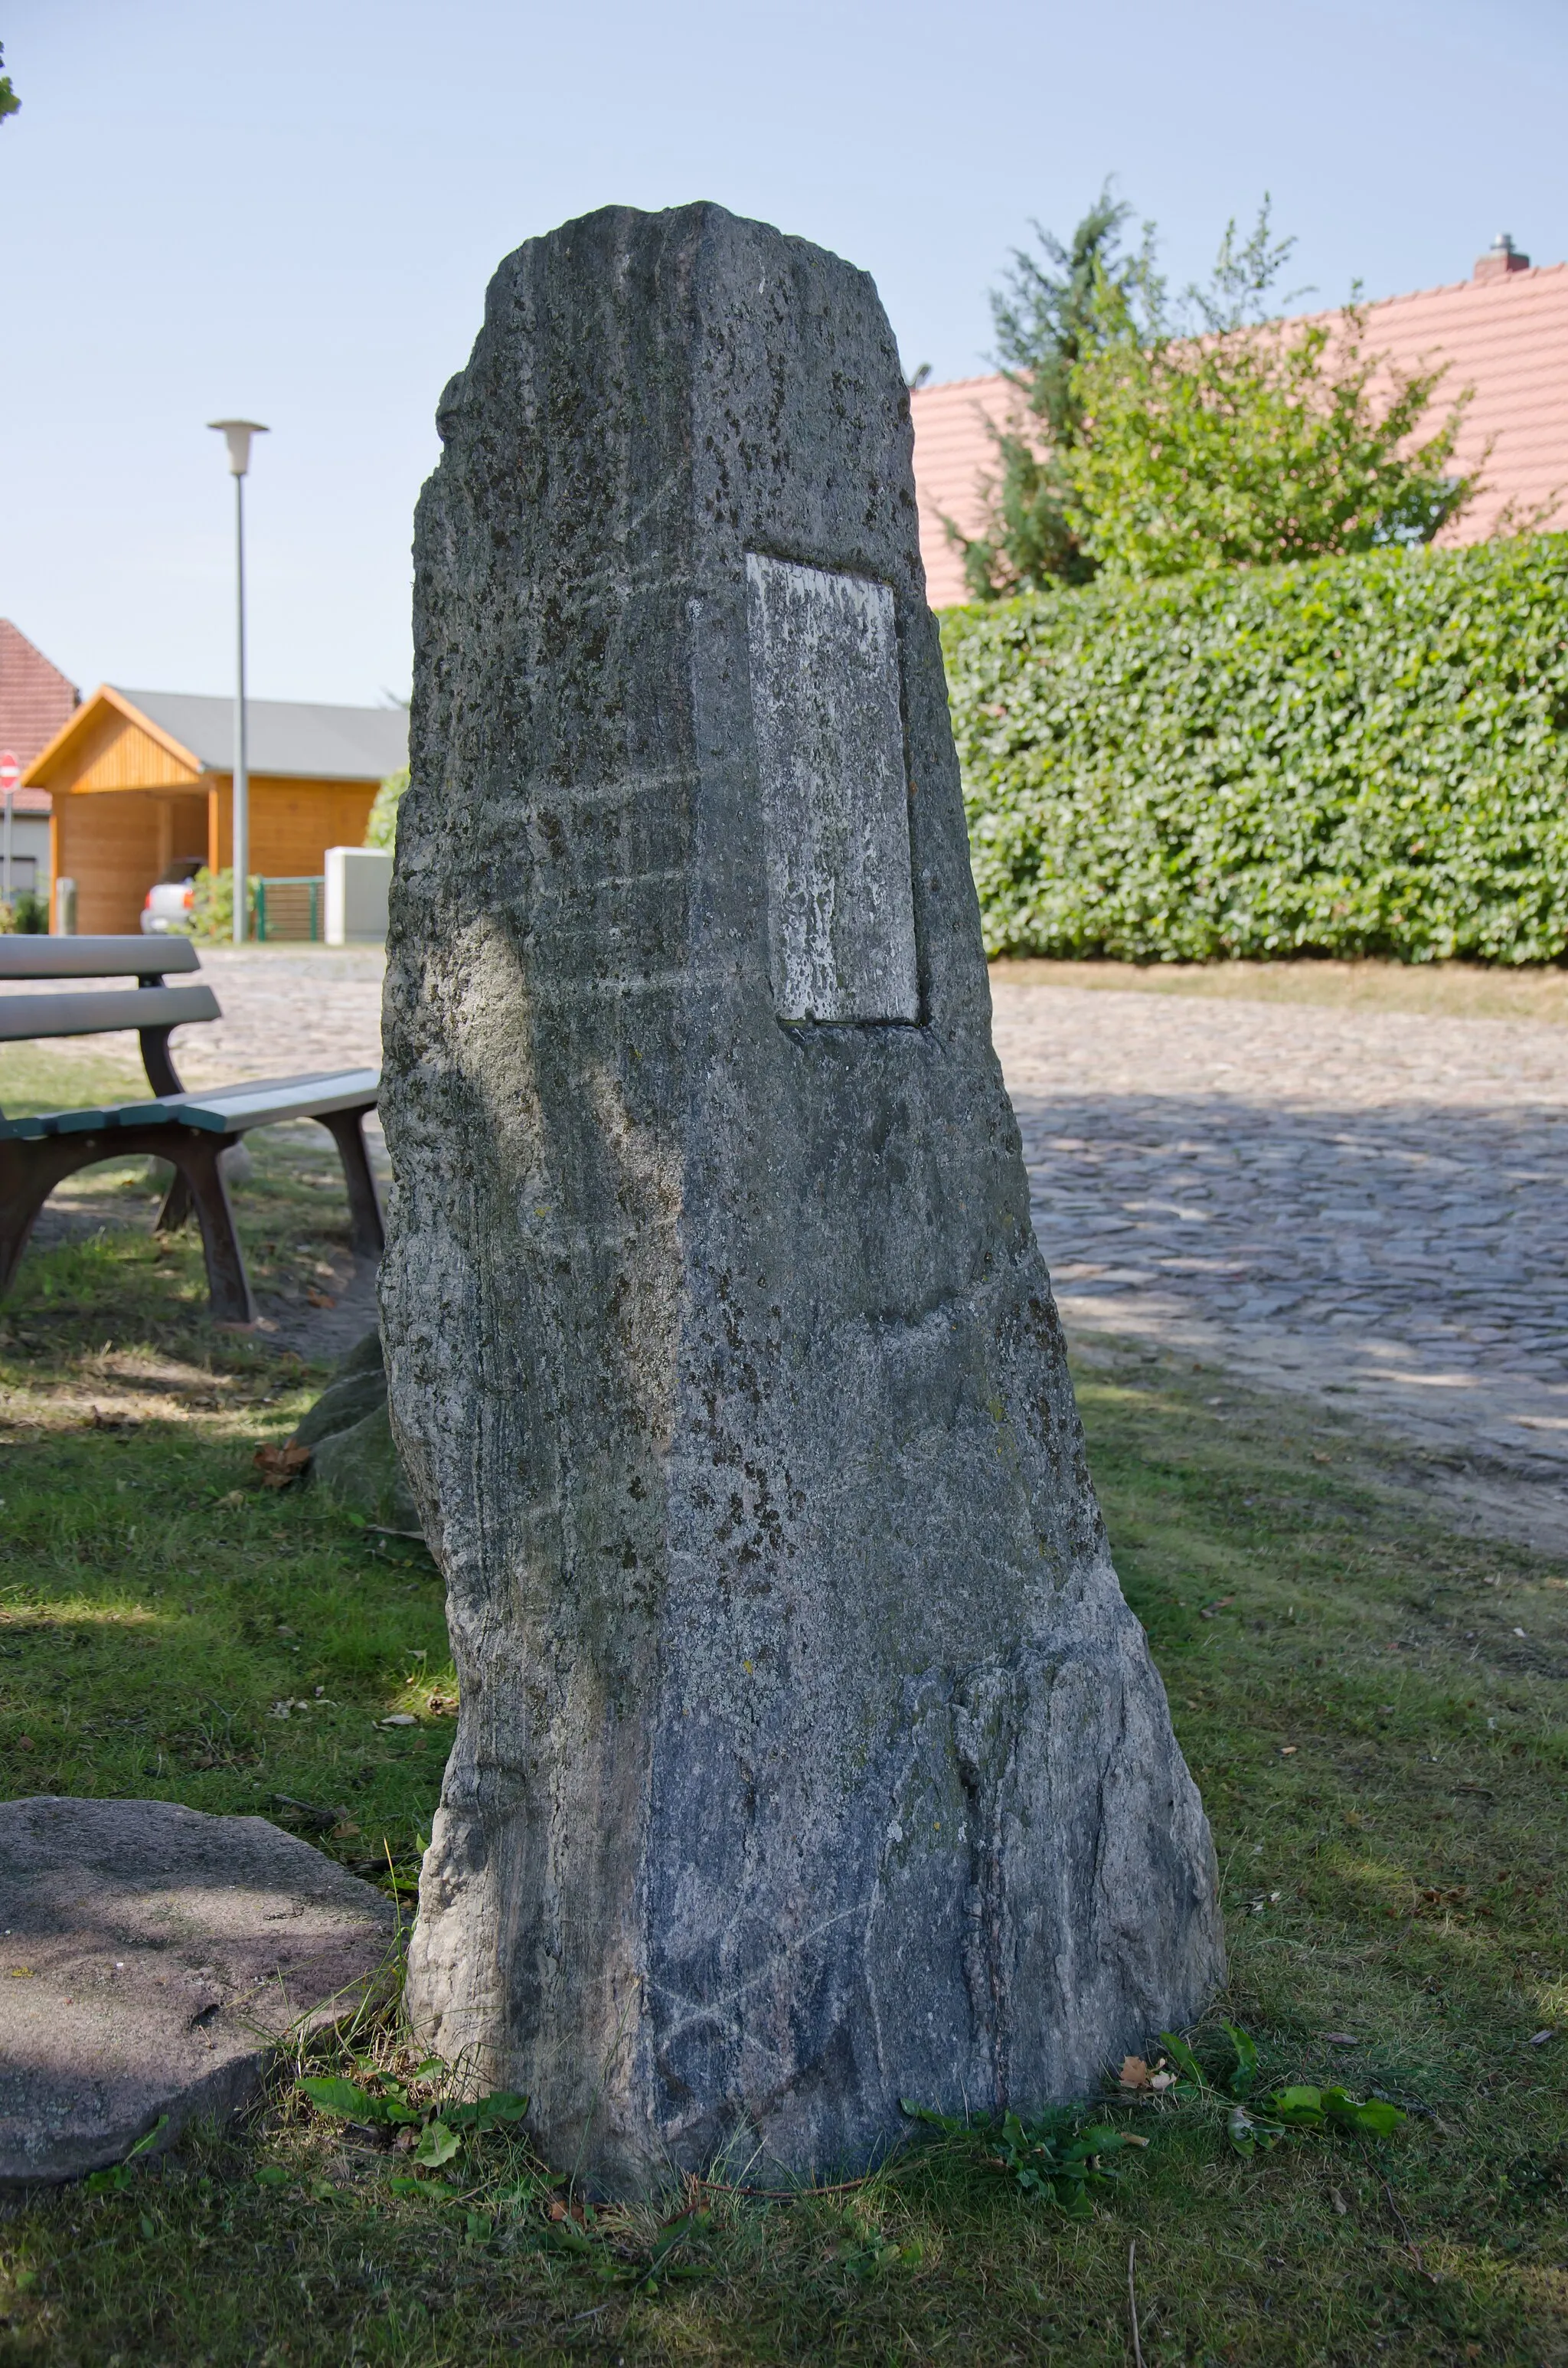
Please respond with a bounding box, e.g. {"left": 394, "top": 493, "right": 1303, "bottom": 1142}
{"left": 910, "top": 234, "right": 1568, "bottom": 607}
{"left": 0, "top": 622, "right": 78, "bottom": 903}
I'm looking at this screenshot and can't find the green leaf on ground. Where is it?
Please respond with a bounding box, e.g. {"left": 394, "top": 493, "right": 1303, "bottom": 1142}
{"left": 412, "top": 2120, "right": 460, "bottom": 2168}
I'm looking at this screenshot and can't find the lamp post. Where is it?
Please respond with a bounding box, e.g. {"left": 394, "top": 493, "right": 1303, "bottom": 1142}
{"left": 207, "top": 418, "right": 268, "bottom": 944}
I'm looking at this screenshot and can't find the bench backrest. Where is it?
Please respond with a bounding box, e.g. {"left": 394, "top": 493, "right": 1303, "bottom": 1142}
{"left": 0, "top": 936, "right": 201, "bottom": 980}
{"left": 0, "top": 936, "right": 219, "bottom": 1048}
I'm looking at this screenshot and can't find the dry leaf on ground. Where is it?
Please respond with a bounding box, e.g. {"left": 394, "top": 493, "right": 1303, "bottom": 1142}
{"left": 254, "top": 1441, "right": 311, "bottom": 1489}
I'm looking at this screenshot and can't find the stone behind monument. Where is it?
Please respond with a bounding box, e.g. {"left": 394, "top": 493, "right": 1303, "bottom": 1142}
{"left": 381, "top": 201, "right": 1223, "bottom": 2192}
{"left": 291, "top": 1329, "right": 422, "bottom": 1537}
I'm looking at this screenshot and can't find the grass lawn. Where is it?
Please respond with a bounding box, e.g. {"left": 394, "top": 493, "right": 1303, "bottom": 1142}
{"left": 0, "top": 1113, "right": 1564, "bottom": 2363}
{"left": 989, "top": 955, "right": 1568, "bottom": 1025}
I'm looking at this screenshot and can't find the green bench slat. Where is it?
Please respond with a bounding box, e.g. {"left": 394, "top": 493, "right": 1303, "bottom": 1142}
{"left": 0, "top": 1105, "right": 176, "bottom": 1143}
{"left": 0, "top": 1071, "right": 378, "bottom": 1143}
{"left": 171, "top": 1070, "right": 380, "bottom": 1131}
{"left": 0, "top": 936, "right": 202, "bottom": 980}
{"left": 54, "top": 1108, "right": 132, "bottom": 1136}
{"left": 0, "top": 984, "right": 221, "bottom": 1042}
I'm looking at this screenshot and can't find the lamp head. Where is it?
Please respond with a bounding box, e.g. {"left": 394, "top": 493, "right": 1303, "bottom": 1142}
{"left": 207, "top": 418, "right": 270, "bottom": 476}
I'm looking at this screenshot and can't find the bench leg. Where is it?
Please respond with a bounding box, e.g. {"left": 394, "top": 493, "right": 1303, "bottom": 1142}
{"left": 0, "top": 1129, "right": 256, "bottom": 1325}
{"left": 158, "top": 1145, "right": 250, "bottom": 1235}
{"left": 156, "top": 1168, "right": 194, "bottom": 1233}
{"left": 0, "top": 1142, "right": 67, "bottom": 1299}
{"left": 171, "top": 1137, "right": 256, "bottom": 1323}
{"left": 318, "top": 1110, "right": 384, "bottom": 1262}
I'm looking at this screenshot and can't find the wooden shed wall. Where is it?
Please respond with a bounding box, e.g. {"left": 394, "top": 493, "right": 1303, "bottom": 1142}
{"left": 53, "top": 793, "right": 174, "bottom": 934}
{"left": 54, "top": 776, "right": 378, "bottom": 934}
{"left": 206, "top": 777, "right": 378, "bottom": 875}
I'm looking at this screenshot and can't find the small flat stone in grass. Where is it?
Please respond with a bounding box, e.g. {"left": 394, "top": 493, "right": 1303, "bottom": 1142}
{"left": 0, "top": 1797, "right": 395, "bottom": 2185}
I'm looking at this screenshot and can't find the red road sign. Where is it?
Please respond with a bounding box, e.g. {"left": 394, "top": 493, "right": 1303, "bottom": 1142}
{"left": 0, "top": 754, "right": 19, "bottom": 794}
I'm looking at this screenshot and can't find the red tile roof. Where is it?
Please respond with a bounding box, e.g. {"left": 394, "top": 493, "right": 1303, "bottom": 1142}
{"left": 0, "top": 623, "right": 78, "bottom": 814}
{"left": 906, "top": 374, "right": 1018, "bottom": 608}
{"left": 911, "top": 258, "right": 1568, "bottom": 608}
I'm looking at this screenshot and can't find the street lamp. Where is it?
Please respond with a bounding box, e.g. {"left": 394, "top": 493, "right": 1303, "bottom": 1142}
{"left": 207, "top": 418, "right": 269, "bottom": 944}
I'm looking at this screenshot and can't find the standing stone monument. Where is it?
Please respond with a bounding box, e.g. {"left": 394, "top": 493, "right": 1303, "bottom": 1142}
{"left": 381, "top": 201, "right": 1223, "bottom": 2190}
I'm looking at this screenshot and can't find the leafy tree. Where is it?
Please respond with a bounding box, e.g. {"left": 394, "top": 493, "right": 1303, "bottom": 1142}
{"left": 951, "top": 187, "right": 1137, "bottom": 598}
{"left": 1066, "top": 204, "right": 1481, "bottom": 579}
{"left": 364, "top": 767, "right": 407, "bottom": 851}
{"left": 188, "top": 867, "right": 256, "bottom": 943}
{"left": 959, "top": 197, "right": 1484, "bottom": 596}
{"left": 0, "top": 44, "right": 19, "bottom": 129}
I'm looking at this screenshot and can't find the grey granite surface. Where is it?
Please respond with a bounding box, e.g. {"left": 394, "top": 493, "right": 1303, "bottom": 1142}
{"left": 379, "top": 201, "right": 1220, "bottom": 2190}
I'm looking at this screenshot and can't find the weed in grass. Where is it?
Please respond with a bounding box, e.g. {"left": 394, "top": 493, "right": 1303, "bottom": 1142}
{"left": 903, "top": 2098, "right": 1149, "bottom": 2216}
{"left": 80, "top": 2116, "right": 169, "bottom": 2197}
{"left": 1123, "top": 2023, "right": 1410, "bottom": 2156}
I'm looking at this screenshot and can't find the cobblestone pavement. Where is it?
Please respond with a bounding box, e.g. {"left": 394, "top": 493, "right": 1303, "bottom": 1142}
{"left": 188, "top": 962, "right": 1568, "bottom": 1501}
{"left": 995, "top": 982, "right": 1568, "bottom": 1546}
{"left": 155, "top": 946, "right": 387, "bottom": 1091}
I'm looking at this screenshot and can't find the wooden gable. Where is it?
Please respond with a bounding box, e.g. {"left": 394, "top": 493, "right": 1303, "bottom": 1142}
{"left": 23, "top": 686, "right": 204, "bottom": 796}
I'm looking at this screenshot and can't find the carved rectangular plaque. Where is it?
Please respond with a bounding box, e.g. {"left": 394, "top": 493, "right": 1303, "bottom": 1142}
{"left": 745, "top": 554, "right": 919, "bottom": 1024}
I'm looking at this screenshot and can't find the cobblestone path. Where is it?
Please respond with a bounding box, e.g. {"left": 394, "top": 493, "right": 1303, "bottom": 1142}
{"left": 159, "top": 947, "right": 387, "bottom": 1091}
{"left": 995, "top": 983, "right": 1568, "bottom": 1538}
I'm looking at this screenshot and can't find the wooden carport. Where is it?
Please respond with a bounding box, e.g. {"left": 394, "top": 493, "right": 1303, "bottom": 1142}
{"left": 22, "top": 686, "right": 406, "bottom": 936}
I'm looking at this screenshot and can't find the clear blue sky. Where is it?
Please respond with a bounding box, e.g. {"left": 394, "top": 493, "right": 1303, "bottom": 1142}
{"left": 3, "top": 0, "right": 1563, "bottom": 709}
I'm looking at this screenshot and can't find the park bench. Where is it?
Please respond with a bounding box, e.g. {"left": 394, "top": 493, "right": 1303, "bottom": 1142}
{"left": 0, "top": 936, "right": 381, "bottom": 1325}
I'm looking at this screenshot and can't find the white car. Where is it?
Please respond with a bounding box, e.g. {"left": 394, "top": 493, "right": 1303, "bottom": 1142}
{"left": 140, "top": 855, "right": 204, "bottom": 934}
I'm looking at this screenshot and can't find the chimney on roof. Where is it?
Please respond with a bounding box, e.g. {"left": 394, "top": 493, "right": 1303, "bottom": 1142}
{"left": 1475, "top": 231, "right": 1530, "bottom": 283}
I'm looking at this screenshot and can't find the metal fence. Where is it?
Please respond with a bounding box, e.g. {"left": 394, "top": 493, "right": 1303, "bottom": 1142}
{"left": 253, "top": 876, "right": 324, "bottom": 944}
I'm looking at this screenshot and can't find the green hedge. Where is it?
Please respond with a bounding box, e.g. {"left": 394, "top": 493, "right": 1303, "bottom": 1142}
{"left": 942, "top": 535, "right": 1568, "bottom": 963}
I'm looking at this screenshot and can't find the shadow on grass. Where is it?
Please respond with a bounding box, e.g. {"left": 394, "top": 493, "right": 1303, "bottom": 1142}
{"left": 0, "top": 1224, "right": 1563, "bottom": 2361}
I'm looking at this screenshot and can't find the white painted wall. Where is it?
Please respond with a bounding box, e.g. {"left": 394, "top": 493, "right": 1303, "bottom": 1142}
{"left": 2, "top": 815, "right": 51, "bottom": 899}
{"left": 325, "top": 845, "right": 393, "bottom": 945}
